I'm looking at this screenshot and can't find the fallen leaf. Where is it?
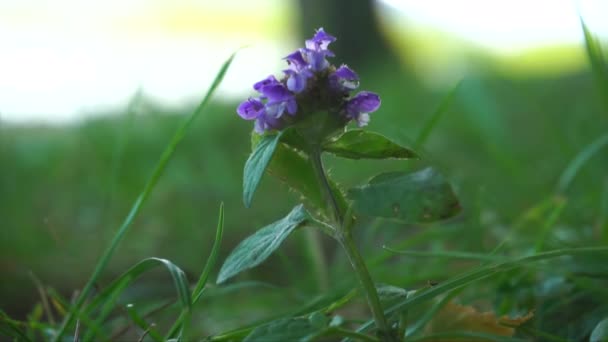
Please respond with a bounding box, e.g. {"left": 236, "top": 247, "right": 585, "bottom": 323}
{"left": 425, "top": 301, "right": 533, "bottom": 341}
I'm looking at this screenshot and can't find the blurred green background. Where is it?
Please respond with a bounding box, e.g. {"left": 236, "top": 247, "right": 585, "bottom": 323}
{"left": 1, "top": 0, "right": 607, "bottom": 338}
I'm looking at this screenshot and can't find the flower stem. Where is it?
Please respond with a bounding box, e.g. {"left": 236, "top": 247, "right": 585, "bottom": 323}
{"left": 309, "top": 148, "right": 343, "bottom": 226}
{"left": 308, "top": 148, "right": 395, "bottom": 341}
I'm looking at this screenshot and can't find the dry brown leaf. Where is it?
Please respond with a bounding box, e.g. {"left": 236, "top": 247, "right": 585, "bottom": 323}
{"left": 425, "top": 301, "right": 533, "bottom": 341}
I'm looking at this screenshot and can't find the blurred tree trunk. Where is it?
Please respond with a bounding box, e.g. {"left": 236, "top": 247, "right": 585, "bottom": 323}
{"left": 296, "top": 0, "right": 401, "bottom": 69}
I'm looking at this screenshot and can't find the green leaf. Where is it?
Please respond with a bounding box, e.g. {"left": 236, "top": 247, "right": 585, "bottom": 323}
{"left": 323, "top": 129, "right": 417, "bottom": 160}
{"left": 243, "top": 132, "right": 283, "bottom": 207}
{"left": 217, "top": 204, "right": 308, "bottom": 284}
{"left": 244, "top": 317, "right": 328, "bottom": 342}
{"left": 266, "top": 142, "right": 348, "bottom": 219}
{"left": 347, "top": 167, "right": 461, "bottom": 223}
{"left": 591, "top": 317, "right": 608, "bottom": 342}
{"left": 376, "top": 284, "right": 408, "bottom": 303}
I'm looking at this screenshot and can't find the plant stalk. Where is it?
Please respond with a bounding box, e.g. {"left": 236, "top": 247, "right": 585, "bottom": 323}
{"left": 308, "top": 148, "right": 394, "bottom": 341}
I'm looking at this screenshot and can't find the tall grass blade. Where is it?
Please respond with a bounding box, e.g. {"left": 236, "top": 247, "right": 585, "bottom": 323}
{"left": 557, "top": 133, "right": 608, "bottom": 193}
{"left": 580, "top": 17, "right": 608, "bottom": 112}
{"left": 165, "top": 203, "right": 225, "bottom": 339}
{"left": 383, "top": 248, "right": 504, "bottom": 262}
{"left": 79, "top": 257, "right": 191, "bottom": 342}
{"left": 125, "top": 304, "right": 164, "bottom": 342}
{"left": 52, "top": 51, "right": 237, "bottom": 342}
{"left": 0, "top": 310, "right": 32, "bottom": 342}
{"left": 415, "top": 80, "right": 462, "bottom": 149}
{"left": 407, "top": 331, "right": 527, "bottom": 342}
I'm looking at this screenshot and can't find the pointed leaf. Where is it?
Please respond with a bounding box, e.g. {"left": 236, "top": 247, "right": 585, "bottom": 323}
{"left": 348, "top": 167, "right": 460, "bottom": 223}
{"left": 323, "top": 129, "right": 417, "bottom": 160}
{"left": 217, "top": 205, "right": 308, "bottom": 284}
{"left": 243, "top": 132, "right": 283, "bottom": 207}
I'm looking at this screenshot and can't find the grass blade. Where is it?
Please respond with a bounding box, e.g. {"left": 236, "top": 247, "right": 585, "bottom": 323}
{"left": 357, "top": 246, "right": 608, "bottom": 333}
{"left": 125, "top": 304, "right": 163, "bottom": 342}
{"left": 414, "top": 80, "right": 462, "bottom": 149}
{"left": 52, "top": 51, "right": 237, "bottom": 341}
{"left": 407, "top": 331, "right": 527, "bottom": 342}
{"left": 193, "top": 203, "right": 225, "bottom": 303}
{"left": 0, "top": 310, "right": 32, "bottom": 342}
{"left": 79, "top": 257, "right": 191, "bottom": 342}
{"left": 383, "top": 247, "right": 505, "bottom": 262}
{"left": 557, "top": 133, "right": 608, "bottom": 193}
{"left": 580, "top": 17, "right": 608, "bottom": 112}
{"left": 165, "top": 203, "right": 225, "bottom": 339}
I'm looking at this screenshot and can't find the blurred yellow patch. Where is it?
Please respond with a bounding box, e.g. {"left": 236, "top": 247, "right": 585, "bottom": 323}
{"left": 113, "top": 3, "right": 293, "bottom": 40}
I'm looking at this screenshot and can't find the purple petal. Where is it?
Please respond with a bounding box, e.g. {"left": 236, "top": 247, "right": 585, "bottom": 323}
{"left": 334, "top": 65, "right": 358, "bottom": 80}
{"left": 253, "top": 75, "right": 280, "bottom": 92}
{"left": 254, "top": 111, "right": 282, "bottom": 133}
{"left": 286, "top": 98, "right": 297, "bottom": 115}
{"left": 284, "top": 50, "right": 308, "bottom": 70}
{"left": 302, "top": 49, "right": 330, "bottom": 72}
{"left": 284, "top": 69, "right": 312, "bottom": 93}
{"left": 346, "top": 91, "right": 381, "bottom": 118}
{"left": 330, "top": 65, "right": 360, "bottom": 91}
{"left": 237, "top": 98, "right": 265, "bottom": 120}
{"left": 260, "top": 84, "right": 293, "bottom": 103}
{"left": 305, "top": 28, "right": 336, "bottom": 51}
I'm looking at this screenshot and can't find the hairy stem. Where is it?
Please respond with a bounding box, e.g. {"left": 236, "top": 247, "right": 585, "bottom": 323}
{"left": 309, "top": 148, "right": 394, "bottom": 340}
{"left": 309, "top": 147, "right": 342, "bottom": 226}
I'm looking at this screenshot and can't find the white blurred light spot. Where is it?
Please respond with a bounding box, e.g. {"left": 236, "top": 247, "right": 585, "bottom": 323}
{"left": 379, "top": 0, "right": 608, "bottom": 51}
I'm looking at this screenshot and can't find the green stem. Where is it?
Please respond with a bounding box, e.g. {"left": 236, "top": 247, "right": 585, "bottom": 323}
{"left": 338, "top": 233, "right": 394, "bottom": 340}
{"left": 309, "top": 147, "right": 342, "bottom": 226}
{"left": 308, "top": 148, "right": 394, "bottom": 341}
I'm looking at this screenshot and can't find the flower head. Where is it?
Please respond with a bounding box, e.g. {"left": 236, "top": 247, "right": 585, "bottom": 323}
{"left": 236, "top": 28, "right": 381, "bottom": 134}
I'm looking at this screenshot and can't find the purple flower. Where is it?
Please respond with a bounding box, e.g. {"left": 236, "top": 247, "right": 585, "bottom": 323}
{"left": 253, "top": 75, "right": 281, "bottom": 92}
{"left": 254, "top": 112, "right": 281, "bottom": 134}
{"left": 302, "top": 49, "right": 332, "bottom": 72}
{"left": 260, "top": 84, "right": 297, "bottom": 118}
{"left": 284, "top": 50, "right": 308, "bottom": 71}
{"left": 237, "top": 98, "right": 280, "bottom": 134}
{"left": 237, "top": 98, "right": 265, "bottom": 120}
{"left": 284, "top": 69, "right": 313, "bottom": 93}
{"left": 237, "top": 27, "right": 382, "bottom": 133}
{"left": 329, "top": 65, "right": 359, "bottom": 92}
{"left": 345, "top": 91, "right": 381, "bottom": 127}
{"left": 301, "top": 28, "right": 337, "bottom": 72}
{"left": 305, "top": 28, "right": 336, "bottom": 52}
